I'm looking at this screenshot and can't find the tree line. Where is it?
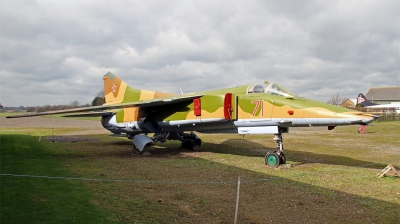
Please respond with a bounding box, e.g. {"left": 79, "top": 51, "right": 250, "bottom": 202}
{"left": 25, "top": 90, "right": 105, "bottom": 113}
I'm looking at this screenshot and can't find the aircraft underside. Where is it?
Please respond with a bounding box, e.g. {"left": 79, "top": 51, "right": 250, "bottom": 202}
{"left": 100, "top": 113, "right": 371, "bottom": 167}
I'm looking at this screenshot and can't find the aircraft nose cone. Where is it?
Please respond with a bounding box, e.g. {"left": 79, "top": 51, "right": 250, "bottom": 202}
{"left": 361, "top": 114, "right": 379, "bottom": 124}
{"left": 362, "top": 118, "right": 374, "bottom": 123}
{"left": 344, "top": 113, "right": 377, "bottom": 125}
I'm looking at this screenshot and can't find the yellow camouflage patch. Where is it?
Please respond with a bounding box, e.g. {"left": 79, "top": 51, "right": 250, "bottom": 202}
{"left": 123, "top": 107, "right": 139, "bottom": 122}
{"left": 139, "top": 90, "right": 156, "bottom": 100}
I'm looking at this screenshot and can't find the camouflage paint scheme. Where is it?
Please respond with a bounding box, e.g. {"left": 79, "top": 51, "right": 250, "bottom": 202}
{"left": 100, "top": 71, "right": 375, "bottom": 133}
{"left": 7, "top": 71, "right": 376, "bottom": 134}
{"left": 7, "top": 71, "right": 377, "bottom": 166}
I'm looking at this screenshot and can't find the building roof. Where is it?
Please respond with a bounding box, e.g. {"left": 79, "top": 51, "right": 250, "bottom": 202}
{"left": 365, "top": 86, "right": 400, "bottom": 101}
{"left": 341, "top": 98, "right": 357, "bottom": 108}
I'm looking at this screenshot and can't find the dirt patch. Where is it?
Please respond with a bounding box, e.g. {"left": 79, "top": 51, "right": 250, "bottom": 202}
{"left": 45, "top": 135, "right": 99, "bottom": 143}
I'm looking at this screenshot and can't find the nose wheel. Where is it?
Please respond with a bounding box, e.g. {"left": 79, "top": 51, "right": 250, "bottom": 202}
{"left": 265, "top": 151, "right": 286, "bottom": 167}
{"left": 265, "top": 129, "right": 286, "bottom": 167}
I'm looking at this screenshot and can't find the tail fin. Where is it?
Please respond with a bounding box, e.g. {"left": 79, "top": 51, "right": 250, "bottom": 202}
{"left": 357, "top": 93, "right": 377, "bottom": 107}
{"left": 103, "top": 71, "right": 175, "bottom": 105}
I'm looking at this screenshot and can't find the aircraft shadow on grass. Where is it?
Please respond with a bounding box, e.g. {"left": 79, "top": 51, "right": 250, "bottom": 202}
{"left": 70, "top": 134, "right": 393, "bottom": 170}
{"left": 205, "top": 139, "right": 392, "bottom": 169}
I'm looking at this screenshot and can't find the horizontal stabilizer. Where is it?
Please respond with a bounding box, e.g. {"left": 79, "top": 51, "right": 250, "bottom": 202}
{"left": 6, "top": 105, "right": 108, "bottom": 118}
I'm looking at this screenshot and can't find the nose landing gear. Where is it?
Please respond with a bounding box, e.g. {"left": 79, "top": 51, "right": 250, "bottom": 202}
{"left": 265, "top": 128, "right": 286, "bottom": 167}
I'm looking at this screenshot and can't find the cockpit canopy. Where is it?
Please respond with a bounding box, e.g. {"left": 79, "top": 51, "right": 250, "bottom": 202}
{"left": 246, "top": 81, "right": 296, "bottom": 98}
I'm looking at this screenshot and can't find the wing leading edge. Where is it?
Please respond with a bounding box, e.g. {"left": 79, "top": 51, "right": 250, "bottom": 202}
{"left": 6, "top": 94, "right": 204, "bottom": 118}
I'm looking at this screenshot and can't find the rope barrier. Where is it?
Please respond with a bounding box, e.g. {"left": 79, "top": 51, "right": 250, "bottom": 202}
{"left": 0, "top": 173, "right": 238, "bottom": 185}
{"left": 1, "top": 158, "right": 398, "bottom": 185}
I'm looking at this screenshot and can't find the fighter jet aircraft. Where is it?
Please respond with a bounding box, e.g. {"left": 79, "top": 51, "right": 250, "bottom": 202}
{"left": 357, "top": 93, "right": 400, "bottom": 114}
{"left": 7, "top": 72, "right": 378, "bottom": 167}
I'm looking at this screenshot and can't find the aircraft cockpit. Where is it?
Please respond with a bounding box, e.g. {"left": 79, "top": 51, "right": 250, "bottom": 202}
{"left": 246, "top": 81, "right": 296, "bottom": 98}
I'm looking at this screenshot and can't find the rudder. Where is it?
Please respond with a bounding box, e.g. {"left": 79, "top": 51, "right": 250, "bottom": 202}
{"left": 103, "top": 72, "right": 175, "bottom": 105}
{"left": 357, "top": 93, "right": 377, "bottom": 107}
{"left": 103, "top": 71, "right": 135, "bottom": 104}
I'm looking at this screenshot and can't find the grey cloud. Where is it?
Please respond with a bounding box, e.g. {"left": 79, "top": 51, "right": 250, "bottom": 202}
{"left": 0, "top": 0, "right": 399, "bottom": 106}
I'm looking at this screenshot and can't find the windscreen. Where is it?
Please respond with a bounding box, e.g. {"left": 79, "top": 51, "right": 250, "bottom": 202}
{"left": 264, "top": 82, "right": 296, "bottom": 98}
{"left": 246, "top": 81, "right": 297, "bottom": 98}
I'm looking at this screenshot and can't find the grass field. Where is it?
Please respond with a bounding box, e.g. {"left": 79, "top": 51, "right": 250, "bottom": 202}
{"left": 1, "top": 117, "right": 399, "bottom": 223}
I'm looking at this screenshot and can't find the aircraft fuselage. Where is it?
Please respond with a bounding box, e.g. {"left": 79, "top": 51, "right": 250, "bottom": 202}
{"left": 102, "top": 91, "right": 375, "bottom": 136}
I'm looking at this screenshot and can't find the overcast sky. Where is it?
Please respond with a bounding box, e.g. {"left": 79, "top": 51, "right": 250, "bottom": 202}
{"left": 1, "top": 0, "right": 399, "bottom": 107}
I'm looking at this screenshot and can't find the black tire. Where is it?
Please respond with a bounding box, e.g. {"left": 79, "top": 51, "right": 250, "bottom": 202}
{"left": 265, "top": 152, "right": 281, "bottom": 168}
{"left": 195, "top": 138, "right": 202, "bottom": 147}
{"left": 280, "top": 153, "right": 286, "bottom": 164}
{"left": 181, "top": 140, "right": 194, "bottom": 150}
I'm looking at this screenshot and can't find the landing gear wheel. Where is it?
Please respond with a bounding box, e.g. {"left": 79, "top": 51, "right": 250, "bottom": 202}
{"left": 195, "top": 138, "right": 202, "bottom": 147}
{"left": 192, "top": 138, "right": 202, "bottom": 151}
{"left": 280, "top": 153, "right": 286, "bottom": 164}
{"left": 181, "top": 139, "right": 200, "bottom": 150}
{"left": 265, "top": 152, "right": 281, "bottom": 168}
{"left": 181, "top": 140, "right": 192, "bottom": 150}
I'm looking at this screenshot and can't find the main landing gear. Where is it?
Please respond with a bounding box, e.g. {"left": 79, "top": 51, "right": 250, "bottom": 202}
{"left": 180, "top": 132, "right": 202, "bottom": 151}
{"left": 265, "top": 129, "right": 286, "bottom": 168}
{"left": 131, "top": 131, "right": 202, "bottom": 154}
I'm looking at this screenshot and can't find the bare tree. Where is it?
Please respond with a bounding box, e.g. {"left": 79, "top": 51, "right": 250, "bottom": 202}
{"left": 327, "top": 93, "right": 342, "bottom": 106}
{"left": 70, "top": 100, "right": 80, "bottom": 108}
{"left": 96, "top": 90, "right": 104, "bottom": 97}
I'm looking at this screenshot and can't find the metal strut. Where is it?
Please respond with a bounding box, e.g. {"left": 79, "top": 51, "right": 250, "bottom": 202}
{"left": 265, "top": 127, "right": 287, "bottom": 167}
{"left": 273, "top": 128, "right": 284, "bottom": 155}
